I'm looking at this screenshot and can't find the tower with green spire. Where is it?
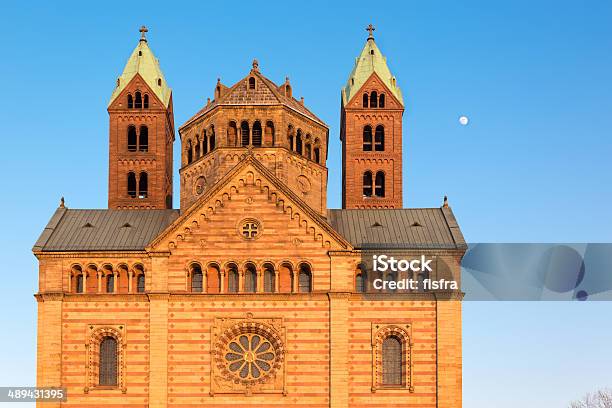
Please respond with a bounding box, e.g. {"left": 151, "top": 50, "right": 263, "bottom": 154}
{"left": 107, "top": 26, "right": 175, "bottom": 209}
{"left": 340, "top": 25, "right": 405, "bottom": 209}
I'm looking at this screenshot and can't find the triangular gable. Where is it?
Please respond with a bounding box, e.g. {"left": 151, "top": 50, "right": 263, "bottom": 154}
{"left": 107, "top": 73, "right": 169, "bottom": 112}
{"left": 147, "top": 155, "right": 351, "bottom": 252}
{"left": 345, "top": 71, "right": 403, "bottom": 110}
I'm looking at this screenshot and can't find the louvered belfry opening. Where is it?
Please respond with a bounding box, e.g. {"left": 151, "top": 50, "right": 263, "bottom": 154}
{"left": 99, "top": 336, "right": 118, "bottom": 386}
{"left": 382, "top": 335, "right": 403, "bottom": 386}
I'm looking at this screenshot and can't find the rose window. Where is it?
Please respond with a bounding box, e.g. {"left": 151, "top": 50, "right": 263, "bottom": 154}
{"left": 224, "top": 333, "right": 276, "bottom": 381}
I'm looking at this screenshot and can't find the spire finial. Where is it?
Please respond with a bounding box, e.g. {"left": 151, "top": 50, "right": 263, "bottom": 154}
{"left": 443, "top": 195, "right": 449, "bottom": 208}
{"left": 59, "top": 196, "right": 65, "bottom": 209}
{"left": 139, "top": 25, "right": 148, "bottom": 42}
{"left": 252, "top": 59, "right": 259, "bottom": 71}
{"left": 366, "top": 24, "right": 375, "bottom": 40}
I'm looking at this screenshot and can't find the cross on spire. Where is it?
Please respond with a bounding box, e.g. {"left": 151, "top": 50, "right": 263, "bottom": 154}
{"left": 139, "top": 25, "right": 148, "bottom": 42}
{"left": 366, "top": 24, "right": 375, "bottom": 39}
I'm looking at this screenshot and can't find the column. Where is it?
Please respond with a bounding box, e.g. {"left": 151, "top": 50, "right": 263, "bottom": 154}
{"left": 83, "top": 273, "right": 87, "bottom": 294}
{"left": 328, "top": 293, "right": 350, "bottom": 408}
{"left": 238, "top": 271, "right": 244, "bottom": 293}
{"left": 128, "top": 270, "right": 133, "bottom": 293}
{"left": 256, "top": 268, "right": 263, "bottom": 293}
{"left": 291, "top": 271, "right": 298, "bottom": 293}
{"left": 220, "top": 270, "right": 225, "bottom": 294}
{"left": 67, "top": 273, "right": 71, "bottom": 293}
{"left": 113, "top": 271, "right": 118, "bottom": 293}
{"left": 202, "top": 269, "right": 208, "bottom": 293}
{"left": 274, "top": 270, "right": 280, "bottom": 293}
{"left": 97, "top": 271, "right": 102, "bottom": 293}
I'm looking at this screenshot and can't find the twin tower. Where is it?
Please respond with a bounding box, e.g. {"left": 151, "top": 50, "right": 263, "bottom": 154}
{"left": 107, "top": 26, "right": 404, "bottom": 211}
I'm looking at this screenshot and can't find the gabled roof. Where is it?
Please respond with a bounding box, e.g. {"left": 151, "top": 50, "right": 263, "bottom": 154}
{"left": 33, "top": 208, "right": 179, "bottom": 252}
{"left": 342, "top": 36, "right": 403, "bottom": 106}
{"left": 327, "top": 208, "right": 466, "bottom": 250}
{"left": 108, "top": 34, "right": 171, "bottom": 107}
{"left": 181, "top": 63, "right": 327, "bottom": 130}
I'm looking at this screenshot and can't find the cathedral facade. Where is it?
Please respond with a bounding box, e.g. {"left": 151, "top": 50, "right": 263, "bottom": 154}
{"left": 33, "top": 26, "right": 465, "bottom": 408}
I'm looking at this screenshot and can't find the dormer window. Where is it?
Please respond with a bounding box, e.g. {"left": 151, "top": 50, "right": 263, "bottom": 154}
{"left": 248, "top": 77, "right": 256, "bottom": 90}
{"left": 157, "top": 78, "right": 162, "bottom": 86}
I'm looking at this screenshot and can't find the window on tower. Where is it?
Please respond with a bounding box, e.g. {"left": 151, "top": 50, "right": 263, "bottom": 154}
{"left": 138, "top": 172, "right": 148, "bottom": 199}
{"left": 195, "top": 135, "right": 201, "bottom": 159}
{"left": 252, "top": 121, "right": 262, "bottom": 146}
{"left": 127, "top": 94, "right": 133, "bottom": 109}
{"left": 187, "top": 140, "right": 193, "bottom": 164}
{"left": 374, "top": 125, "right": 385, "bottom": 151}
{"left": 379, "top": 94, "right": 385, "bottom": 108}
{"left": 127, "top": 126, "right": 137, "bottom": 152}
{"left": 139, "top": 125, "right": 148, "bottom": 152}
{"left": 363, "top": 125, "right": 373, "bottom": 151}
{"left": 248, "top": 77, "right": 256, "bottom": 90}
{"left": 241, "top": 121, "right": 250, "bottom": 146}
{"left": 296, "top": 130, "right": 303, "bottom": 154}
{"left": 135, "top": 91, "right": 142, "bottom": 109}
{"left": 363, "top": 171, "right": 373, "bottom": 197}
{"left": 127, "top": 172, "right": 137, "bottom": 198}
{"left": 375, "top": 171, "right": 385, "bottom": 197}
{"left": 143, "top": 94, "right": 149, "bottom": 109}
{"left": 370, "top": 91, "right": 378, "bottom": 108}
{"left": 210, "top": 126, "right": 216, "bottom": 150}
{"left": 363, "top": 93, "right": 369, "bottom": 108}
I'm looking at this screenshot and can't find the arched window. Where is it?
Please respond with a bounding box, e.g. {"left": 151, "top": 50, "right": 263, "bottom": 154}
{"left": 191, "top": 264, "right": 203, "bottom": 293}
{"left": 228, "top": 264, "right": 239, "bottom": 293}
{"left": 370, "top": 91, "right": 378, "bottom": 108}
{"left": 127, "top": 94, "right": 133, "bottom": 109}
{"left": 210, "top": 126, "right": 216, "bottom": 150}
{"left": 138, "top": 172, "right": 148, "bottom": 198}
{"left": 249, "top": 77, "right": 256, "bottom": 90}
{"left": 287, "top": 126, "right": 294, "bottom": 151}
{"left": 363, "top": 125, "right": 373, "bottom": 151}
{"left": 194, "top": 136, "right": 201, "bottom": 159}
{"left": 379, "top": 94, "right": 385, "bottom": 108}
{"left": 127, "top": 172, "right": 137, "bottom": 198}
{"left": 252, "top": 121, "right": 262, "bottom": 146}
{"left": 305, "top": 143, "right": 311, "bottom": 159}
{"left": 298, "top": 264, "right": 312, "bottom": 293}
{"left": 363, "top": 171, "right": 373, "bottom": 197}
{"left": 363, "top": 93, "right": 369, "bottom": 108}
{"left": 99, "top": 336, "right": 118, "bottom": 386}
{"left": 135, "top": 91, "right": 142, "bottom": 109}
{"left": 106, "top": 273, "right": 114, "bottom": 293}
{"left": 76, "top": 274, "right": 84, "bottom": 293}
{"left": 265, "top": 121, "right": 275, "bottom": 146}
{"left": 137, "top": 274, "right": 145, "bottom": 293}
{"left": 227, "top": 121, "right": 238, "bottom": 146}
{"left": 296, "top": 130, "right": 303, "bottom": 154}
{"left": 202, "top": 131, "right": 208, "bottom": 155}
{"left": 127, "top": 126, "right": 137, "bottom": 152}
{"left": 139, "top": 125, "right": 148, "bottom": 152}
{"left": 382, "top": 336, "right": 403, "bottom": 386}
{"left": 375, "top": 172, "right": 385, "bottom": 197}
{"left": 314, "top": 146, "right": 320, "bottom": 164}
{"left": 356, "top": 267, "right": 366, "bottom": 293}
{"left": 244, "top": 264, "right": 257, "bottom": 293}
{"left": 375, "top": 125, "right": 384, "bottom": 151}
{"left": 241, "top": 121, "right": 250, "bottom": 146}
{"left": 263, "top": 264, "right": 275, "bottom": 293}
{"left": 143, "top": 94, "right": 149, "bottom": 109}
{"left": 187, "top": 140, "right": 193, "bottom": 164}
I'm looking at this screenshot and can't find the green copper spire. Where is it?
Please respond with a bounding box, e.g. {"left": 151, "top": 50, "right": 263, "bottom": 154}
{"left": 342, "top": 25, "right": 403, "bottom": 106}
{"left": 108, "top": 26, "right": 172, "bottom": 107}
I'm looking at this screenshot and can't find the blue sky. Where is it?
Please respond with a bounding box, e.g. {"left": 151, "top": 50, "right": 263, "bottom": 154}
{"left": 0, "top": 1, "right": 611, "bottom": 406}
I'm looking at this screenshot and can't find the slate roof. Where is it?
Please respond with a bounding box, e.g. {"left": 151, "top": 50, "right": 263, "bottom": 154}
{"left": 33, "top": 208, "right": 180, "bottom": 252}
{"left": 33, "top": 206, "right": 465, "bottom": 252}
{"left": 327, "top": 208, "right": 466, "bottom": 250}
{"left": 181, "top": 67, "right": 327, "bottom": 130}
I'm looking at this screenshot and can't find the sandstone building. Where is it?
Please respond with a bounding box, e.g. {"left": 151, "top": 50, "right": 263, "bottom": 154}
{"left": 33, "top": 25, "right": 465, "bottom": 408}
